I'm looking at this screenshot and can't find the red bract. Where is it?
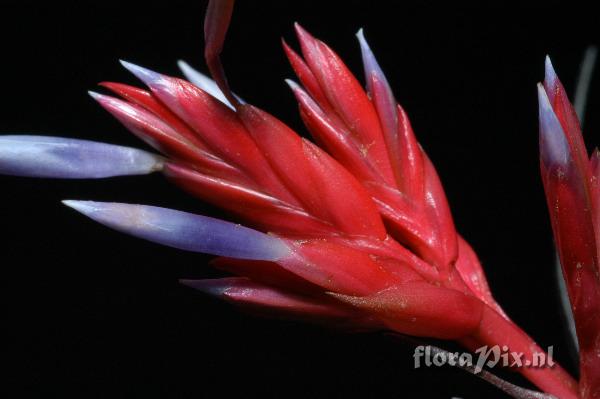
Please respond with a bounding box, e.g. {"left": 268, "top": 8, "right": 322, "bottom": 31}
{"left": 280, "top": 23, "right": 577, "bottom": 398}
{"left": 538, "top": 58, "right": 600, "bottom": 399}
{"left": 79, "top": 7, "right": 579, "bottom": 396}
{"left": 284, "top": 24, "right": 507, "bottom": 316}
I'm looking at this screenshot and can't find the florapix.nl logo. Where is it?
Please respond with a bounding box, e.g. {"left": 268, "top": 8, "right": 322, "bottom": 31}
{"left": 413, "top": 345, "right": 556, "bottom": 374}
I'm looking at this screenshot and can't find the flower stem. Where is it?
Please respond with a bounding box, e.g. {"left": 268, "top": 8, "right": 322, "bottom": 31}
{"left": 463, "top": 306, "right": 579, "bottom": 399}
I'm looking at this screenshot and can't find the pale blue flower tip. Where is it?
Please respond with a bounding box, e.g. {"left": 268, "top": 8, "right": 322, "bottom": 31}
{"left": 87, "top": 90, "right": 103, "bottom": 100}
{"left": 62, "top": 199, "right": 95, "bottom": 214}
{"left": 176, "top": 59, "right": 239, "bottom": 109}
{"left": 179, "top": 279, "right": 228, "bottom": 296}
{"left": 355, "top": 28, "right": 366, "bottom": 43}
{"left": 119, "top": 60, "right": 164, "bottom": 87}
{"left": 284, "top": 78, "right": 300, "bottom": 91}
{"left": 544, "top": 55, "right": 558, "bottom": 87}
{"left": 355, "top": 27, "right": 388, "bottom": 89}
{"left": 537, "top": 83, "right": 569, "bottom": 167}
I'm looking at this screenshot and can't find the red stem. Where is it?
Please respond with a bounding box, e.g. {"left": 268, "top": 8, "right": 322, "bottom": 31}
{"left": 463, "top": 305, "right": 579, "bottom": 399}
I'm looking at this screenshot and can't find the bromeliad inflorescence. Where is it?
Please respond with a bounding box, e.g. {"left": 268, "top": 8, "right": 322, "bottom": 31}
{"left": 0, "top": 1, "right": 597, "bottom": 398}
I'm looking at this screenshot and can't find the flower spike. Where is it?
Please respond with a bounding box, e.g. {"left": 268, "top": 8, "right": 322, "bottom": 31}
{"left": 543, "top": 56, "right": 592, "bottom": 188}
{"left": 0, "top": 2, "right": 589, "bottom": 397}
{"left": 282, "top": 25, "right": 578, "bottom": 397}
{"left": 539, "top": 57, "right": 600, "bottom": 399}
{"left": 0, "top": 135, "right": 162, "bottom": 178}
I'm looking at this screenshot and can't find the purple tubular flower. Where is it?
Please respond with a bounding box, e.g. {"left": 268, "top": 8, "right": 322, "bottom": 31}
{"left": 62, "top": 201, "right": 291, "bottom": 261}
{"left": 356, "top": 29, "right": 390, "bottom": 96}
{"left": 0, "top": 135, "right": 162, "bottom": 178}
{"left": 356, "top": 31, "right": 405, "bottom": 193}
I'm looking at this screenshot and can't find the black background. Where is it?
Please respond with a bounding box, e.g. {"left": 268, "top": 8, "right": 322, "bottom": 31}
{"left": 2, "top": 1, "right": 598, "bottom": 398}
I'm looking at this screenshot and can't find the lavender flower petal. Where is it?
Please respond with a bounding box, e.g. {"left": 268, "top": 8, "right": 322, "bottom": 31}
{"left": 356, "top": 29, "right": 388, "bottom": 94}
{"left": 0, "top": 135, "right": 162, "bottom": 178}
{"left": 119, "top": 60, "right": 171, "bottom": 93}
{"left": 537, "top": 84, "right": 570, "bottom": 168}
{"left": 356, "top": 30, "right": 398, "bottom": 132}
{"left": 544, "top": 56, "right": 559, "bottom": 102}
{"left": 62, "top": 201, "right": 291, "bottom": 261}
{"left": 284, "top": 78, "right": 301, "bottom": 92}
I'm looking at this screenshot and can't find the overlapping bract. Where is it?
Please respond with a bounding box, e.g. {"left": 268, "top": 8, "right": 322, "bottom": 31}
{"left": 0, "top": 7, "right": 584, "bottom": 397}
{"left": 85, "top": 57, "right": 486, "bottom": 339}
{"left": 283, "top": 24, "right": 506, "bottom": 316}
{"left": 538, "top": 58, "right": 600, "bottom": 399}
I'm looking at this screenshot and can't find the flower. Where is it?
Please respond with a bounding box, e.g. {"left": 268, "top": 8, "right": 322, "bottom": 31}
{"left": 538, "top": 57, "right": 600, "bottom": 399}
{"left": 0, "top": 1, "right": 584, "bottom": 397}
